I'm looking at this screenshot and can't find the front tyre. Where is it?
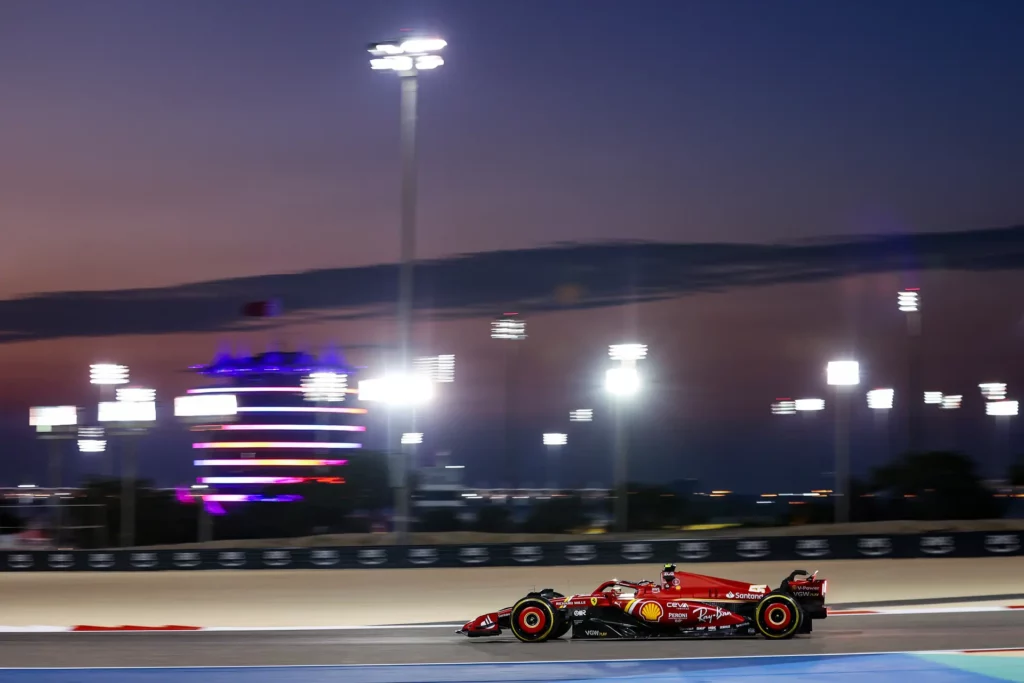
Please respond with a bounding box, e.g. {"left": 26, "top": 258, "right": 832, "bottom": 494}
{"left": 509, "top": 596, "right": 558, "bottom": 643}
{"left": 754, "top": 593, "right": 803, "bottom": 640}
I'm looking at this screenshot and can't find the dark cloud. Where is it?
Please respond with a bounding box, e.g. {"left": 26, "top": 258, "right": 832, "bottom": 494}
{"left": 2, "top": 225, "right": 1023, "bottom": 344}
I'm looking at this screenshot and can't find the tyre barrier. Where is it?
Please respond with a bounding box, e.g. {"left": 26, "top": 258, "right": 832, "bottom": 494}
{"left": 0, "top": 531, "right": 1019, "bottom": 572}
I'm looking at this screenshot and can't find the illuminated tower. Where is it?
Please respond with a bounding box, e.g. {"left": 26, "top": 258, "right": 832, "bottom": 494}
{"left": 187, "top": 348, "right": 365, "bottom": 503}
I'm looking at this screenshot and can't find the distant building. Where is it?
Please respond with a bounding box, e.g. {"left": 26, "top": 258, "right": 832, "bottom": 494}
{"left": 186, "top": 348, "right": 366, "bottom": 504}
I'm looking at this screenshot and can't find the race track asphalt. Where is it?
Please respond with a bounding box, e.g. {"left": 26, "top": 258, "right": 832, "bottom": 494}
{"left": 0, "top": 612, "right": 1021, "bottom": 668}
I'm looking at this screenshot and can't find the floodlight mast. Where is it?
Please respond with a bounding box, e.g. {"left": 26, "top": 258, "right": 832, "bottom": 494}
{"left": 899, "top": 289, "right": 922, "bottom": 455}
{"left": 826, "top": 360, "right": 859, "bottom": 525}
{"left": 606, "top": 343, "right": 647, "bottom": 532}
{"left": 368, "top": 34, "right": 446, "bottom": 545}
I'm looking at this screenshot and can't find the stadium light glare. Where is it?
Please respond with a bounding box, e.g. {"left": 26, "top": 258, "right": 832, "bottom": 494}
{"left": 605, "top": 366, "right": 640, "bottom": 396}
{"left": 924, "top": 391, "right": 943, "bottom": 405}
{"left": 980, "top": 382, "right": 1007, "bottom": 401}
{"left": 771, "top": 399, "right": 796, "bottom": 415}
{"left": 867, "top": 388, "right": 895, "bottom": 410}
{"left": 90, "top": 363, "right": 129, "bottom": 385}
{"left": 941, "top": 394, "right": 962, "bottom": 410}
{"left": 491, "top": 316, "right": 526, "bottom": 340}
{"left": 358, "top": 375, "right": 434, "bottom": 405}
{"left": 794, "top": 398, "right": 825, "bottom": 412}
{"left": 543, "top": 433, "right": 568, "bottom": 446}
{"left": 609, "top": 343, "right": 648, "bottom": 362}
{"left": 29, "top": 406, "right": 78, "bottom": 427}
{"left": 826, "top": 360, "right": 860, "bottom": 386}
{"left": 987, "top": 400, "right": 1019, "bottom": 417}
{"left": 897, "top": 289, "right": 919, "bottom": 312}
{"left": 174, "top": 394, "right": 239, "bottom": 418}
{"left": 569, "top": 408, "right": 593, "bottom": 422}
{"left": 300, "top": 372, "right": 349, "bottom": 402}
{"left": 401, "top": 432, "right": 423, "bottom": 445}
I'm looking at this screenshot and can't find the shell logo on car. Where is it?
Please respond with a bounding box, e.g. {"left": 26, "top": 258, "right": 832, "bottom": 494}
{"left": 639, "top": 602, "right": 663, "bottom": 621}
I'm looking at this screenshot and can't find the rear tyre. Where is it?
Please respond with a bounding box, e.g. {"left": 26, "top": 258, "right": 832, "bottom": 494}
{"left": 509, "top": 596, "right": 558, "bottom": 643}
{"left": 754, "top": 593, "right": 803, "bottom": 640}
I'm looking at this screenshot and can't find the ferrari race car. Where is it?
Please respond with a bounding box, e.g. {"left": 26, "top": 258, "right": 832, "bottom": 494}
{"left": 458, "top": 564, "right": 827, "bottom": 642}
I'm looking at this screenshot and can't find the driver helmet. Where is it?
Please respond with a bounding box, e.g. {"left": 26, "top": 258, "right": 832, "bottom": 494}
{"left": 661, "top": 563, "right": 677, "bottom": 586}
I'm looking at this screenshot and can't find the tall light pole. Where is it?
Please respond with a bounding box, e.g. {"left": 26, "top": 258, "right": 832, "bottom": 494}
{"left": 100, "top": 386, "right": 155, "bottom": 547}
{"left": 826, "top": 360, "right": 859, "bottom": 524}
{"left": 492, "top": 314, "right": 526, "bottom": 489}
{"left": 606, "top": 343, "right": 646, "bottom": 532}
{"left": 898, "top": 289, "right": 921, "bottom": 454}
{"left": 542, "top": 433, "right": 567, "bottom": 489}
{"left": 986, "top": 399, "right": 1018, "bottom": 481}
{"left": 369, "top": 35, "right": 446, "bottom": 543}
{"left": 90, "top": 363, "right": 129, "bottom": 478}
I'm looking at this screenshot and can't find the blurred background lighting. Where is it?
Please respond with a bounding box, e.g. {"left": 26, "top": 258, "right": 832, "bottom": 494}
{"left": 771, "top": 399, "right": 796, "bottom": 415}
{"left": 605, "top": 366, "right": 640, "bottom": 396}
{"left": 78, "top": 439, "right": 106, "bottom": 453}
{"left": 924, "top": 391, "right": 943, "bottom": 405}
{"left": 794, "top": 398, "right": 825, "bottom": 412}
{"left": 301, "top": 372, "right": 348, "bottom": 402}
{"left": 415, "top": 354, "right": 455, "bottom": 383}
{"left": 543, "top": 433, "right": 568, "bottom": 446}
{"left": 609, "top": 343, "right": 648, "bottom": 361}
{"left": 174, "top": 394, "right": 238, "bottom": 417}
{"left": 358, "top": 375, "right": 434, "bottom": 405}
{"left": 980, "top": 382, "right": 1007, "bottom": 401}
{"left": 90, "top": 363, "right": 129, "bottom": 385}
{"left": 897, "top": 289, "right": 920, "bottom": 312}
{"left": 826, "top": 360, "right": 860, "bottom": 386}
{"left": 490, "top": 316, "right": 526, "bottom": 340}
{"left": 941, "top": 394, "right": 962, "bottom": 410}
{"left": 116, "top": 387, "right": 156, "bottom": 403}
{"left": 987, "top": 400, "right": 1019, "bottom": 417}
{"left": 867, "top": 388, "right": 895, "bottom": 410}
{"left": 569, "top": 408, "right": 593, "bottom": 422}
{"left": 401, "top": 432, "right": 423, "bottom": 444}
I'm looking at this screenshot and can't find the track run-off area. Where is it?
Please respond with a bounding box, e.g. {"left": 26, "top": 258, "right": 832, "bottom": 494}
{"left": 0, "top": 557, "right": 1021, "bottom": 681}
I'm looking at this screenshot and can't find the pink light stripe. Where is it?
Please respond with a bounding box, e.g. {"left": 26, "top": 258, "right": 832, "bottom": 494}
{"left": 237, "top": 406, "right": 368, "bottom": 414}
{"left": 192, "top": 442, "right": 361, "bottom": 450}
{"left": 218, "top": 424, "right": 366, "bottom": 432}
{"left": 188, "top": 387, "right": 357, "bottom": 394}
{"left": 193, "top": 459, "right": 347, "bottom": 466}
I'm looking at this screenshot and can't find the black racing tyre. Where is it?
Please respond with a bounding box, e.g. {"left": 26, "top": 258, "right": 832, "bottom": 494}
{"left": 509, "top": 596, "right": 558, "bottom": 643}
{"left": 754, "top": 593, "right": 803, "bottom": 640}
{"left": 551, "top": 617, "right": 571, "bottom": 639}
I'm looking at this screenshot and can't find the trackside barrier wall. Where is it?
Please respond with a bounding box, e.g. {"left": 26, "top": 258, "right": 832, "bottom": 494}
{"left": 0, "top": 532, "right": 1019, "bottom": 571}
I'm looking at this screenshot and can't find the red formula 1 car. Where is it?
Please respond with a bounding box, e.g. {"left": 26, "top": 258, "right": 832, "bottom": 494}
{"left": 458, "top": 564, "right": 827, "bottom": 642}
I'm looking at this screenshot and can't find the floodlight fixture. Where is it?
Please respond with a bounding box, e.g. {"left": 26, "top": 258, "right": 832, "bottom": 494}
{"left": 924, "top": 391, "right": 943, "bottom": 405}
{"left": 605, "top": 366, "right": 640, "bottom": 396}
{"left": 358, "top": 375, "right": 434, "bottom": 405}
{"left": 78, "top": 439, "right": 106, "bottom": 453}
{"left": 867, "top": 388, "right": 895, "bottom": 410}
{"left": 543, "top": 433, "right": 568, "bottom": 446}
{"left": 78, "top": 426, "right": 104, "bottom": 439}
{"left": 980, "top": 382, "right": 1007, "bottom": 401}
{"left": 368, "top": 36, "right": 446, "bottom": 73}
{"left": 301, "top": 372, "right": 348, "bottom": 402}
{"left": 401, "top": 432, "right": 423, "bottom": 445}
{"left": 570, "top": 408, "right": 593, "bottom": 422}
{"left": 29, "top": 406, "right": 78, "bottom": 428}
{"left": 90, "top": 363, "right": 129, "bottom": 385}
{"left": 826, "top": 360, "right": 860, "bottom": 386}
{"left": 941, "top": 394, "right": 962, "bottom": 410}
{"left": 415, "top": 354, "right": 455, "bottom": 383}
{"left": 98, "top": 401, "right": 156, "bottom": 423}
{"left": 771, "top": 399, "right": 796, "bottom": 415}
{"left": 174, "top": 394, "right": 239, "bottom": 418}
{"left": 794, "top": 398, "right": 825, "bottom": 412}
{"left": 609, "top": 343, "right": 648, "bottom": 362}
{"left": 897, "top": 289, "right": 920, "bottom": 312}
{"left": 117, "top": 387, "right": 156, "bottom": 403}
{"left": 491, "top": 315, "right": 526, "bottom": 340}
{"left": 987, "top": 400, "right": 1019, "bottom": 417}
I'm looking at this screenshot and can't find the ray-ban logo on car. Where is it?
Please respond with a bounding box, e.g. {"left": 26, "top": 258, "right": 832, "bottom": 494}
{"left": 677, "top": 541, "right": 710, "bottom": 560}
{"left": 458, "top": 547, "right": 489, "bottom": 564}
{"left": 217, "top": 551, "right": 246, "bottom": 568}
{"left": 795, "top": 539, "right": 829, "bottom": 558}
{"left": 262, "top": 550, "right": 292, "bottom": 567}
{"left": 7, "top": 553, "right": 33, "bottom": 569}
{"left": 857, "top": 538, "right": 892, "bottom": 557}
{"left": 511, "top": 546, "right": 543, "bottom": 563}
{"left": 88, "top": 553, "right": 115, "bottom": 569}
{"left": 984, "top": 534, "right": 1020, "bottom": 554}
{"left": 919, "top": 536, "right": 954, "bottom": 555}
{"left": 48, "top": 553, "right": 74, "bottom": 569}
{"left": 357, "top": 549, "right": 387, "bottom": 566}
{"left": 735, "top": 540, "right": 770, "bottom": 559}
{"left": 621, "top": 543, "right": 653, "bottom": 561}
{"left": 173, "top": 552, "right": 202, "bottom": 568}
{"left": 408, "top": 548, "right": 438, "bottom": 565}
{"left": 566, "top": 544, "right": 597, "bottom": 562}
{"left": 130, "top": 552, "right": 158, "bottom": 569}
{"left": 310, "top": 549, "right": 340, "bottom": 567}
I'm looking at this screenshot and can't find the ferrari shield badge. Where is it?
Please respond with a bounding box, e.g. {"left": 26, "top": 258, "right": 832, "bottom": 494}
{"left": 591, "top": 597, "right": 599, "bottom": 606}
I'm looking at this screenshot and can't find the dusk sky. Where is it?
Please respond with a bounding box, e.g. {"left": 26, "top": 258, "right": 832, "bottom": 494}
{"left": 2, "top": 0, "right": 1024, "bottom": 492}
